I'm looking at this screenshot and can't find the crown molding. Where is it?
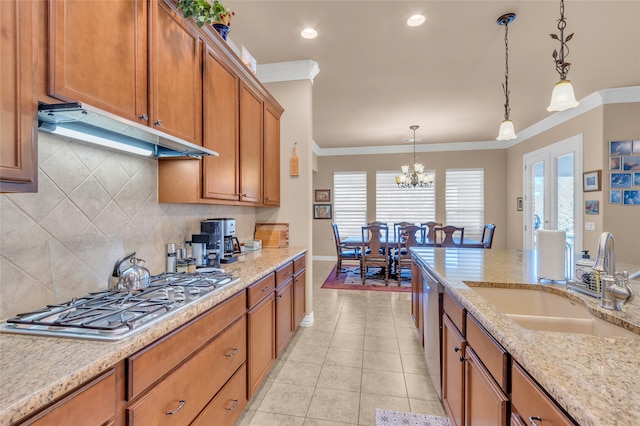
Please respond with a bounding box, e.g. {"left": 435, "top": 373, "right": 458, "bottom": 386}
{"left": 256, "top": 60, "right": 320, "bottom": 84}
{"left": 314, "top": 86, "right": 640, "bottom": 157}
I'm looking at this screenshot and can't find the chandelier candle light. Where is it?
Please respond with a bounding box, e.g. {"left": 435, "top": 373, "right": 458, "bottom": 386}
{"left": 396, "top": 125, "right": 434, "bottom": 188}
{"left": 547, "top": 0, "right": 579, "bottom": 111}
{"left": 496, "top": 13, "right": 517, "bottom": 141}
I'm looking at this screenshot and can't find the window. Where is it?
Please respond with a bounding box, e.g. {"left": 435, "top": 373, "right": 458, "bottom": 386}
{"left": 333, "top": 172, "right": 367, "bottom": 237}
{"left": 445, "top": 169, "right": 484, "bottom": 240}
{"left": 375, "top": 171, "right": 436, "bottom": 227}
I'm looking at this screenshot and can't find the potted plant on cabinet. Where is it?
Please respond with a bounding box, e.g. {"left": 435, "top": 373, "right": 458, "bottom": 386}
{"left": 177, "top": 0, "right": 234, "bottom": 40}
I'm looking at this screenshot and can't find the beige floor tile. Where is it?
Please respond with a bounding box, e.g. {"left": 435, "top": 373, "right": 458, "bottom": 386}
{"left": 364, "top": 323, "right": 397, "bottom": 338}
{"left": 397, "top": 336, "right": 423, "bottom": 355}
{"left": 257, "top": 382, "right": 315, "bottom": 417}
{"left": 358, "top": 394, "right": 410, "bottom": 426}
{"left": 330, "top": 332, "right": 365, "bottom": 350}
{"left": 334, "top": 321, "right": 366, "bottom": 335}
{"left": 361, "top": 369, "right": 407, "bottom": 397}
{"left": 316, "top": 364, "right": 362, "bottom": 392}
{"left": 309, "top": 319, "right": 337, "bottom": 333}
{"left": 405, "top": 372, "right": 440, "bottom": 400}
{"left": 409, "top": 398, "right": 447, "bottom": 417}
{"left": 248, "top": 411, "right": 305, "bottom": 426}
{"left": 303, "top": 419, "right": 357, "bottom": 426}
{"left": 245, "top": 377, "right": 274, "bottom": 411}
{"left": 234, "top": 408, "right": 255, "bottom": 425}
{"left": 338, "top": 312, "right": 366, "bottom": 324}
{"left": 395, "top": 325, "right": 420, "bottom": 339}
{"left": 296, "top": 328, "right": 334, "bottom": 346}
{"left": 306, "top": 388, "right": 361, "bottom": 424}
{"left": 287, "top": 344, "right": 328, "bottom": 364}
{"left": 275, "top": 360, "right": 323, "bottom": 387}
{"left": 363, "top": 335, "right": 399, "bottom": 353}
{"left": 401, "top": 352, "right": 429, "bottom": 374}
{"left": 362, "top": 350, "right": 403, "bottom": 372}
{"left": 324, "top": 346, "right": 364, "bottom": 368}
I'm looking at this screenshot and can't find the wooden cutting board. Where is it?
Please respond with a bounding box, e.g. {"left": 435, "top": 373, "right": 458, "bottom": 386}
{"left": 254, "top": 223, "right": 289, "bottom": 248}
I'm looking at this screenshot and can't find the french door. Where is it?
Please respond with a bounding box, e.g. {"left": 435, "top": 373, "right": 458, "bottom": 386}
{"left": 523, "top": 135, "right": 583, "bottom": 254}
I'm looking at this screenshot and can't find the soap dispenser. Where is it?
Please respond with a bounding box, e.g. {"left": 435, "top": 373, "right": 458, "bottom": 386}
{"left": 575, "top": 250, "right": 601, "bottom": 293}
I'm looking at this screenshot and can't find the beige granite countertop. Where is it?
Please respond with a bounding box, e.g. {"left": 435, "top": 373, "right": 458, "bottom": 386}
{"left": 411, "top": 248, "right": 640, "bottom": 426}
{"left": 0, "top": 247, "right": 306, "bottom": 426}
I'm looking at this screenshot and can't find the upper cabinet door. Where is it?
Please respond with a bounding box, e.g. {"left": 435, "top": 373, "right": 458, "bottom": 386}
{"left": 149, "top": 0, "right": 202, "bottom": 145}
{"left": 49, "top": 0, "right": 148, "bottom": 123}
{"left": 202, "top": 45, "right": 239, "bottom": 201}
{"left": 1, "top": 0, "right": 38, "bottom": 193}
{"left": 263, "top": 103, "right": 281, "bottom": 206}
{"left": 239, "top": 84, "right": 263, "bottom": 204}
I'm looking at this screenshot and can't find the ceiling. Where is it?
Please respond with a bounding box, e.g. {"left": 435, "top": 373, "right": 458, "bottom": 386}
{"left": 226, "top": 1, "right": 640, "bottom": 150}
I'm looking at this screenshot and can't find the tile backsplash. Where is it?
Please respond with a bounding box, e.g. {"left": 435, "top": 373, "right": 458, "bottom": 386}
{"left": 0, "top": 133, "right": 256, "bottom": 319}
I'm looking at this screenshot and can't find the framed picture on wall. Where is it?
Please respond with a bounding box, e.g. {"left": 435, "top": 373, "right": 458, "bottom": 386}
{"left": 315, "top": 189, "right": 331, "bottom": 202}
{"left": 622, "top": 190, "right": 640, "bottom": 205}
{"left": 610, "top": 190, "right": 622, "bottom": 204}
{"left": 634, "top": 172, "right": 640, "bottom": 186}
{"left": 610, "top": 173, "right": 632, "bottom": 188}
{"left": 585, "top": 200, "right": 599, "bottom": 215}
{"left": 583, "top": 170, "right": 601, "bottom": 192}
{"left": 609, "top": 156, "right": 621, "bottom": 170}
{"left": 610, "top": 140, "right": 633, "bottom": 156}
{"left": 314, "top": 204, "right": 332, "bottom": 219}
{"left": 622, "top": 156, "right": 640, "bottom": 171}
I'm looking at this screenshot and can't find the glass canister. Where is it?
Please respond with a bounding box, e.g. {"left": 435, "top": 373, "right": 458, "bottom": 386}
{"left": 187, "top": 258, "right": 197, "bottom": 273}
{"left": 176, "top": 259, "right": 188, "bottom": 273}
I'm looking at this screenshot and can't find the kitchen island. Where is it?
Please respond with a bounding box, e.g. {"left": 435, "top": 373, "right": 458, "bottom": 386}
{"left": 0, "top": 247, "right": 306, "bottom": 426}
{"left": 411, "top": 247, "right": 640, "bottom": 426}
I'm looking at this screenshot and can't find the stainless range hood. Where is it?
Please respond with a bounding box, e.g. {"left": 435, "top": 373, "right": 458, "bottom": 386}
{"left": 38, "top": 102, "right": 218, "bottom": 158}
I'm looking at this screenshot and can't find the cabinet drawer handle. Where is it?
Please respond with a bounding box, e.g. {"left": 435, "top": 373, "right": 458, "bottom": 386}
{"left": 166, "top": 399, "right": 186, "bottom": 415}
{"left": 225, "top": 399, "right": 239, "bottom": 411}
{"left": 529, "top": 416, "right": 542, "bottom": 426}
{"left": 454, "top": 346, "right": 461, "bottom": 352}
{"left": 262, "top": 285, "right": 270, "bottom": 292}
{"left": 138, "top": 113, "right": 148, "bottom": 120}
{"left": 154, "top": 120, "right": 163, "bottom": 126}
{"left": 275, "top": 294, "right": 282, "bottom": 301}
{"left": 225, "top": 348, "right": 238, "bottom": 357}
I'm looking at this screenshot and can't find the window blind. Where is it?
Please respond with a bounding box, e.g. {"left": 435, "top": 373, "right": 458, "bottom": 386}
{"left": 333, "top": 172, "right": 367, "bottom": 237}
{"left": 375, "top": 171, "right": 436, "bottom": 228}
{"left": 445, "top": 169, "right": 484, "bottom": 240}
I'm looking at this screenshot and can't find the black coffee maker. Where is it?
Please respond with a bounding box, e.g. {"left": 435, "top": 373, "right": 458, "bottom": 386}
{"left": 199, "top": 220, "right": 222, "bottom": 267}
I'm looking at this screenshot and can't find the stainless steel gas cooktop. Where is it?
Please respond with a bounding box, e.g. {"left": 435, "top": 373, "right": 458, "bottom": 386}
{"left": 0, "top": 270, "right": 239, "bottom": 341}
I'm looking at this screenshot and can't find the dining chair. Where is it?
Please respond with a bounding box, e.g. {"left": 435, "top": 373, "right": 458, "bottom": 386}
{"left": 394, "top": 225, "right": 425, "bottom": 285}
{"left": 435, "top": 225, "right": 464, "bottom": 247}
{"left": 331, "top": 223, "right": 360, "bottom": 276}
{"left": 421, "top": 221, "right": 442, "bottom": 245}
{"left": 481, "top": 224, "right": 496, "bottom": 248}
{"left": 393, "top": 222, "right": 412, "bottom": 242}
{"left": 360, "top": 224, "right": 389, "bottom": 285}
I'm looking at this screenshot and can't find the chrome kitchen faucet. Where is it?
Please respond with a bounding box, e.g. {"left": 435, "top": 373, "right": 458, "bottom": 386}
{"left": 592, "top": 232, "right": 634, "bottom": 311}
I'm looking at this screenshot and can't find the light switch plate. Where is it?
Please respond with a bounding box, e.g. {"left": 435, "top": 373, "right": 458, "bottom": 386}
{"left": 585, "top": 222, "right": 596, "bottom": 231}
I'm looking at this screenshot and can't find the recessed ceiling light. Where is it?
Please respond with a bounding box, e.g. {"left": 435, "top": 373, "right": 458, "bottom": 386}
{"left": 301, "top": 28, "right": 318, "bottom": 39}
{"left": 407, "top": 14, "right": 426, "bottom": 27}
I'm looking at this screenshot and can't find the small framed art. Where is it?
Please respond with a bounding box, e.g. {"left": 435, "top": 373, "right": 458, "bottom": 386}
{"left": 315, "top": 189, "right": 331, "bottom": 202}
{"left": 585, "top": 200, "right": 599, "bottom": 215}
{"left": 610, "top": 190, "right": 622, "bottom": 204}
{"left": 314, "top": 204, "right": 332, "bottom": 219}
{"left": 583, "top": 170, "right": 601, "bottom": 192}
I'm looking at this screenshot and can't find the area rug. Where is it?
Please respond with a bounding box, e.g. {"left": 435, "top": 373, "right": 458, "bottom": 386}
{"left": 375, "top": 409, "right": 451, "bottom": 426}
{"left": 321, "top": 266, "right": 411, "bottom": 292}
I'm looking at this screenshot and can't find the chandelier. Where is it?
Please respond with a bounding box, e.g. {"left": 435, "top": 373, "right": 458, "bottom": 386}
{"left": 496, "top": 13, "right": 517, "bottom": 141}
{"left": 547, "top": 0, "right": 579, "bottom": 111}
{"left": 395, "top": 125, "right": 434, "bottom": 188}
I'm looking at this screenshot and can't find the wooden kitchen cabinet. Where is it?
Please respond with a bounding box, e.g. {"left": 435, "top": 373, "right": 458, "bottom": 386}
{"left": 149, "top": 0, "right": 202, "bottom": 144}
{"left": 511, "top": 361, "right": 576, "bottom": 426}
{"left": 1, "top": 0, "right": 38, "bottom": 193}
{"left": 202, "top": 44, "right": 239, "bottom": 201}
{"left": 293, "top": 254, "right": 307, "bottom": 327}
{"left": 442, "top": 314, "right": 466, "bottom": 426}
{"left": 48, "top": 0, "right": 148, "bottom": 124}
{"left": 275, "top": 278, "right": 294, "bottom": 356}
{"left": 239, "top": 83, "right": 263, "bottom": 204}
{"left": 191, "top": 363, "right": 248, "bottom": 426}
{"left": 247, "top": 274, "right": 276, "bottom": 397}
{"left": 263, "top": 102, "right": 282, "bottom": 206}
{"left": 19, "top": 368, "right": 117, "bottom": 425}
{"left": 464, "top": 347, "right": 508, "bottom": 426}
{"left": 411, "top": 261, "right": 424, "bottom": 343}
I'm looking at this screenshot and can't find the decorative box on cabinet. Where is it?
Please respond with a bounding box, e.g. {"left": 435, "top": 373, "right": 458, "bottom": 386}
{"left": 246, "top": 273, "right": 276, "bottom": 397}
{"left": 1, "top": 0, "right": 38, "bottom": 193}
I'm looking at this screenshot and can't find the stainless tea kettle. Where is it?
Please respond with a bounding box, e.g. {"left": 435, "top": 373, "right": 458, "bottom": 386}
{"left": 109, "top": 252, "right": 150, "bottom": 291}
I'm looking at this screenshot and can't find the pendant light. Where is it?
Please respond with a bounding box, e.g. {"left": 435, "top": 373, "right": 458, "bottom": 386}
{"left": 395, "top": 125, "right": 434, "bottom": 188}
{"left": 547, "top": 0, "right": 579, "bottom": 111}
{"left": 496, "top": 13, "right": 517, "bottom": 141}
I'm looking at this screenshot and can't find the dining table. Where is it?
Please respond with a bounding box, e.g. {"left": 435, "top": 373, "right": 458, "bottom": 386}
{"left": 341, "top": 235, "right": 485, "bottom": 249}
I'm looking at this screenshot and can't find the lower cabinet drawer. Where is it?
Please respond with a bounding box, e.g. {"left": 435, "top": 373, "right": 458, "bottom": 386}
{"left": 127, "top": 316, "right": 246, "bottom": 425}
{"left": 511, "top": 361, "right": 576, "bottom": 426}
{"left": 466, "top": 314, "right": 508, "bottom": 391}
{"left": 191, "top": 363, "right": 248, "bottom": 426}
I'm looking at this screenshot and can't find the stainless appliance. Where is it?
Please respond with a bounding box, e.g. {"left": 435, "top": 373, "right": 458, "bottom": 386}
{"left": 422, "top": 266, "right": 444, "bottom": 398}
{"left": 109, "top": 252, "right": 150, "bottom": 291}
{"left": 210, "top": 218, "right": 237, "bottom": 264}
{"left": 199, "top": 220, "right": 223, "bottom": 267}
{"left": 0, "top": 270, "right": 239, "bottom": 341}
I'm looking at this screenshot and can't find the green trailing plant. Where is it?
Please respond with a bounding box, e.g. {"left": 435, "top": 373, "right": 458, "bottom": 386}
{"left": 177, "top": 0, "right": 234, "bottom": 27}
